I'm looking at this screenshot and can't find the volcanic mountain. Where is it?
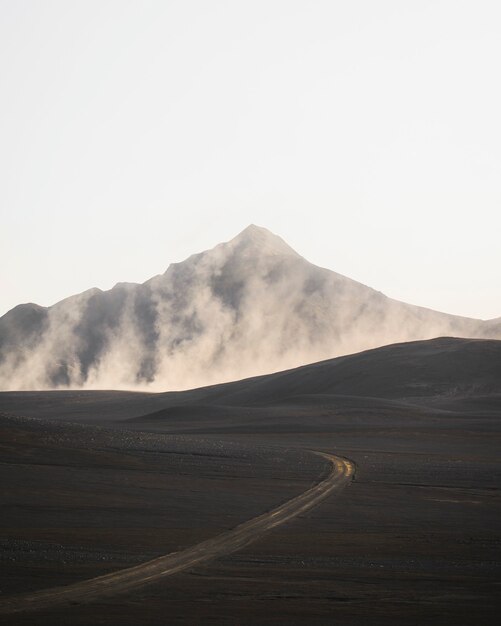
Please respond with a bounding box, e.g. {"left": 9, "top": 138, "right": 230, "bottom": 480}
{"left": 0, "top": 225, "right": 499, "bottom": 390}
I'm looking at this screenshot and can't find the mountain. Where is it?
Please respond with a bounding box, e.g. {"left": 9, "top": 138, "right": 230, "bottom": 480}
{"left": 0, "top": 225, "right": 499, "bottom": 391}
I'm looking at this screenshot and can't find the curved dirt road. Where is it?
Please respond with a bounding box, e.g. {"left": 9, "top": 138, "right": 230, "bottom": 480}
{"left": 0, "top": 451, "right": 354, "bottom": 614}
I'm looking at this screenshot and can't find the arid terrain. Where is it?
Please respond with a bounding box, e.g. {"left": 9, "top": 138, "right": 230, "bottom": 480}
{"left": 1, "top": 337, "right": 500, "bottom": 625}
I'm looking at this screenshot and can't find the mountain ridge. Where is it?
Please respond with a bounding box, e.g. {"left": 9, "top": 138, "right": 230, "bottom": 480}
{"left": 0, "top": 225, "right": 499, "bottom": 391}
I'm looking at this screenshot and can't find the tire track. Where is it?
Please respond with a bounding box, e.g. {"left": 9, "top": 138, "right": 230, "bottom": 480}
{"left": 0, "top": 451, "right": 354, "bottom": 614}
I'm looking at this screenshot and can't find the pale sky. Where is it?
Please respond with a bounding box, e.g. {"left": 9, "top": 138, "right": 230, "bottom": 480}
{"left": 1, "top": 0, "right": 500, "bottom": 320}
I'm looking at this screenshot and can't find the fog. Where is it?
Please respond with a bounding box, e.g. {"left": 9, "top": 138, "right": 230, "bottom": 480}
{"left": 0, "top": 226, "right": 498, "bottom": 392}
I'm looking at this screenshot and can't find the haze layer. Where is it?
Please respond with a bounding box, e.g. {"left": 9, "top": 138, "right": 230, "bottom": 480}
{"left": 1, "top": 225, "right": 499, "bottom": 390}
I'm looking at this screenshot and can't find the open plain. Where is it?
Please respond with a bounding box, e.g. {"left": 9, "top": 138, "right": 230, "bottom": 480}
{"left": 1, "top": 337, "right": 500, "bottom": 625}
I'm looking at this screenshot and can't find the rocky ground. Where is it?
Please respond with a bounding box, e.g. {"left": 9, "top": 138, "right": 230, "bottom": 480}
{"left": 1, "top": 338, "right": 500, "bottom": 625}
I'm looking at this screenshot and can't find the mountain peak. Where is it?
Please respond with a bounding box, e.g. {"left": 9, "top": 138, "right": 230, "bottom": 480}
{"left": 229, "top": 224, "right": 300, "bottom": 257}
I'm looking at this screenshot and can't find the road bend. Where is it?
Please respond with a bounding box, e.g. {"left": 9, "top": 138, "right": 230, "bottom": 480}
{"left": 0, "top": 451, "right": 354, "bottom": 614}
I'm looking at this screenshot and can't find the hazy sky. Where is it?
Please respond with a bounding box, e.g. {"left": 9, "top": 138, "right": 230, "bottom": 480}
{"left": 1, "top": 0, "right": 500, "bottom": 320}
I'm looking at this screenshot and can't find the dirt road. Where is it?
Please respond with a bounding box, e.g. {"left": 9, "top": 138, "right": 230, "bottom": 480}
{"left": 0, "top": 451, "right": 354, "bottom": 614}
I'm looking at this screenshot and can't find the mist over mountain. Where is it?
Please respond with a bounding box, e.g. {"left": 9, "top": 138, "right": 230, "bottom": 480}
{"left": 0, "top": 225, "right": 499, "bottom": 391}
